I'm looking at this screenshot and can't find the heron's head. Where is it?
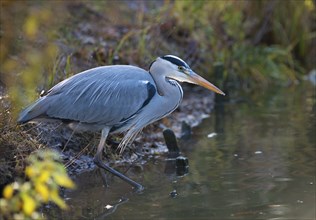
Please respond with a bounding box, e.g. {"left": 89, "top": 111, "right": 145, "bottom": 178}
{"left": 150, "top": 55, "right": 225, "bottom": 95}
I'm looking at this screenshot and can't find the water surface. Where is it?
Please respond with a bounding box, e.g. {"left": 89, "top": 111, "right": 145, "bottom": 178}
{"left": 47, "top": 85, "right": 315, "bottom": 220}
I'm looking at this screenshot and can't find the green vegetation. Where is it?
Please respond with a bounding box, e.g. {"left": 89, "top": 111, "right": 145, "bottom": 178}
{"left": 167, "top": 0, "right": 315, "bottom": 87}
{"left": 77, "top": 0, "right": 314, "bottom": 88}
{"left": 0, "top": 150, "right": 75, "bottom": 220}
{"left": 1, "top": 1, "right": 314, "bottom": 114}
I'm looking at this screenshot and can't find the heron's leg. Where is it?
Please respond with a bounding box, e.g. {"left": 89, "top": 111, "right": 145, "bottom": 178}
{"left": 93, "top": 128, "right": 144, "bottom": 192}
{"left": 95, "top": 127, "right": 110, "bottom": 159}
{"left": 94, "top": 128, "right": 111, "bottom": 187}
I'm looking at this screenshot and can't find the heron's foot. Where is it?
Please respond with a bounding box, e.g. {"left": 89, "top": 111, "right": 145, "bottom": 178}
{"left": 134, "top": 184, "right": 145, "bottom": 193}
{"left": 93, "top": 156, "right": 144, "bottom": 192}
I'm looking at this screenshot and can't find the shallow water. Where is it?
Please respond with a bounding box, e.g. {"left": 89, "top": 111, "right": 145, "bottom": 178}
{"left": 46, "top": 84, "right": 315, "bottom": 220}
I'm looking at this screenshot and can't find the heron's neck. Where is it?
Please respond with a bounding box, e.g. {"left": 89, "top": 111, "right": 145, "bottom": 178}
{"left": 150, "top": 72, "right": 182, "bottom": 98}
{"left": 133, "top": 71, "right": 183, "bottom": 128}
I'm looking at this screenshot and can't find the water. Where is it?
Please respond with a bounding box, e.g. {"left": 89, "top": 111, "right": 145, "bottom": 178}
{"left": 46, "top": 85, "right": 315, "bottom": 220}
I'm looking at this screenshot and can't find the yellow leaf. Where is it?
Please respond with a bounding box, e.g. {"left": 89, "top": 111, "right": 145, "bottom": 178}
{"left": 25, "top": 166, "right": 36, "bottom": 178}
{"left": 22, "top": 194, "right": 37, "bottom": 216}
{"left": 54, "top": 174, "right": 75, "bottom": 189}
{"left": 3, "top": 185, "right": 14, "bottom": 199}
{"left": 38, "top": 170, "right": 50, "bottom": 183}
{"left": 44, "top": 161, "right": 55, "bottom": 171}
{"left": 35, "top": 184, "right": 49, "bottom": 202}
{"left": 23, "top": 16, "right": 38, "bottom": 39}
{"left": 305, "top": 0, "right": 315, "bottom": 10}
{"left": 50, "top": 190, "right": 67, "bottom": 209}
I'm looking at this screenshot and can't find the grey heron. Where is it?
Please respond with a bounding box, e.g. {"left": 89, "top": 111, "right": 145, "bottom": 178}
{"left": 18, "top": 55, "right": 225, "bottom": 191}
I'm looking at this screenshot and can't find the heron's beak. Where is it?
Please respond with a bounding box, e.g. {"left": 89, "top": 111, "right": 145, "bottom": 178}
{"left": 188, "top": 71, "right": 225, "bottom": 96}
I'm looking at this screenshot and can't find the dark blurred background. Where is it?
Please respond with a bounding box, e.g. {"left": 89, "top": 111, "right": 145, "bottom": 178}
{"left": 0, "top": 0, "right": 315, "bottom": 118}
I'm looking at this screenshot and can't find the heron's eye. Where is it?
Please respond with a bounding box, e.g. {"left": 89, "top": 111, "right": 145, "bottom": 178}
{"left": 178, "top": 66, "right": 185, "bottom": 72}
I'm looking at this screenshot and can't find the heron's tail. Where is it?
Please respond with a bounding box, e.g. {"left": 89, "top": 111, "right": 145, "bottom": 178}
{"left": 117, "top": 127, "right": 142, "bottom": 154}
{"left": 17, "top": 97, "right": 49, "bottom": 124}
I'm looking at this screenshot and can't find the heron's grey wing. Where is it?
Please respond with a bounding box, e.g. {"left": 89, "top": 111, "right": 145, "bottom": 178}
{"left": 18, "top": 66, "right": 156, "bottom": 126}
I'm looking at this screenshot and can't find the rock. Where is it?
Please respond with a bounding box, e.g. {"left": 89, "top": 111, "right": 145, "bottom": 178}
{"left": 175, "top": 156, "right": 189, "bottom": 176}
{"left": 163, "top": 129, "right": 180, "bottom": 157}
